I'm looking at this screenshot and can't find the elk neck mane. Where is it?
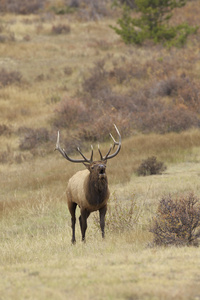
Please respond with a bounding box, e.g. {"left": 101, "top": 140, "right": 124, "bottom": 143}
{"left": 85, "top": 170, "right": 109, "bottom": 206}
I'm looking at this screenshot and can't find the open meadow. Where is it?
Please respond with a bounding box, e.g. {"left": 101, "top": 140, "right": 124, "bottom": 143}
{"left": 1, "top": 1, "right": 200, "bottom": 299}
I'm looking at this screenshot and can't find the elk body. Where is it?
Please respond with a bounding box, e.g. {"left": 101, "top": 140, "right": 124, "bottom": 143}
{"left": 55, "top": 125, "right": 121, "bottom": 243}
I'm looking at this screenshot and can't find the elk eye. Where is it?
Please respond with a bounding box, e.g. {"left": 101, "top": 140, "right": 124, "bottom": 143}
{"left": 91, "top": 166, "right": 94, "bottom": 170}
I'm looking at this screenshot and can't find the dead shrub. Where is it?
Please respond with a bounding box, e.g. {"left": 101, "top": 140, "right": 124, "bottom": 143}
{"left": 109, "top": 66, "right": 128, "bottom": 84}
{"left": 79, "top": 112, "right": 131, "bottom": 142}
{"left": 52, "top": 97, "right": 88, "bottom": 129}
{"left": 19, "top": 127, "right": 49, "bottom": 150}
{"left": 82, "top": 59, "right": 108, "bottom": 98}
{"left": 79, "top": 114, "right": 114, "bottom": 142}
{"left": 109, "top": 62, "right": 146, "bottom": 84}
{"left": 64, "top": 66, "right": 73, "bottom": 76}
{"left": 0, "top": 124, "right": 12, "bottom": 136}
{"left": 77, "top": 0, "right": 111, "bottom": 21}
{"left": 0, "top": 145, "right": 26, "bottom": 164}
{"left": 63, "top": 134, "right": 84, "bottom": 155}
{"left": 0, "top": 0, "right": 44, "bottom": 14}
{"left": 93, "top": 193, "right": 141, "bottom": 233}
{"left": 136, "top": 106, "right": 200, "bottom": 134}
{"left": 151, "top": 76, "right": 180, "bottom": 97}
{"left": 137, "top": 156, "right": 167, "bottom": 176}
{"left": 178, "top": 76, "right": 200, "bottom": 112}
{"left": 0, "top": 69, "right": 22, "bottom": 87}
{"left": 51, "top": 24, "right": 71, "bottom": 35}
{"left": 151, "top": 75, "right": 200, "bottom": 112}
{"left": 150, "top": 193, "right": 200, "bottom": 246}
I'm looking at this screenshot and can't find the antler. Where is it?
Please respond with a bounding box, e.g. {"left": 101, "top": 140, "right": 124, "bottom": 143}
{"left": 55, "top": 131, "right": 93, "bottom": 163}
{"left": 55, "top": 124, "right": 121, "bottom": 163}
{"left": 98, "top": 124, "right": 121, "bottom": 161}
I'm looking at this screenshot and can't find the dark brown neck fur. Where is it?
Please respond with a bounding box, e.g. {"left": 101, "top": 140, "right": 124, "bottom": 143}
{"left": 85, "top": 173, "right": 109, "bottom": 206}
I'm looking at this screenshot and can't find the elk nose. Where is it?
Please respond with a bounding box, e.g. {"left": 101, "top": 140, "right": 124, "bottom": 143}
{"left": 99, "top": 164, "right": 105, "bottom": 173}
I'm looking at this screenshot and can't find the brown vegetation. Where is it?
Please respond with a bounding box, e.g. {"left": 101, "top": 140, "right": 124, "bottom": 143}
{"left": 150, "top": 193, "right": 200, "bottom": 246}
{"left": 137, "top": 156, "right": 167, "bottom": 176}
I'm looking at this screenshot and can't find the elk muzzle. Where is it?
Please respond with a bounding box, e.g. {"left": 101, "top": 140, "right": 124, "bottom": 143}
{"left": 98, "top": 164, "right": 106, "bottom": 179}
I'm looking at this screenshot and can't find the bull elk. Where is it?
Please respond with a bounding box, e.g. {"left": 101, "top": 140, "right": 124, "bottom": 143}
{"left": 55, "top": 124, "right": 121, "bottom": 243}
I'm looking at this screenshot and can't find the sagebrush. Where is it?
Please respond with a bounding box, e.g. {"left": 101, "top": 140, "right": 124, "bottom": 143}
{"left": 150, "top": 193, "right": 200, "bottom": 246}
{"left": 137, "top": 156, "right": 166, "bottom": 176}
{"left": 93, "top": 193, "right": 141, "bottom": 233}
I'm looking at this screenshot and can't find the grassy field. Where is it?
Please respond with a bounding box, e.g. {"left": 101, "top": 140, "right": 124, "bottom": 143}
{"left": 1, "top": 1, "right": 200, "bottom": 299}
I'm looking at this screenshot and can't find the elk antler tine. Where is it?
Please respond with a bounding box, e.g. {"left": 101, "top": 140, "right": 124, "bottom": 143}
{"left": 113, "top": 123, "right": 120, "bottom": 136}
{"left": 103, "top": 145, "right": 112, "bottom": 160}
{"left": 55, "top": 131, "right": 60, "bottom": 150}
{"left": 98, "top": 144, "right": 103, "bottom": 160}
{"left": 109, "top": 132, "right": 118, "bottom": 145}
{"left": 102, "top": 124, "right": 121, "bottom": 161}
{"left": 55, "top": 131, "right": 92, "bottom": 163}
{"left": 90, "top": 145, "right": 93, "bottom": 162}
{"left": 77, "top": 147, "right": 90, "bottom": 162}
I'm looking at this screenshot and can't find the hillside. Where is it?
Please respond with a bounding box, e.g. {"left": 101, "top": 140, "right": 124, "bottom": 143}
{"left": 1, "top": 1, "right": 200, "bottom": 299}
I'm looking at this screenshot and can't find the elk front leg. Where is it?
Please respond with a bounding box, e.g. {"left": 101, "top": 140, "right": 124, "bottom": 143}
{"left": 69, "top": 202, "right": 77, "bottom": 244}
{"left": 80, "top": 209, "right": 90, "bottom": 242}
{"left": 99, "top": 205, "right": 107, "bottom": 238}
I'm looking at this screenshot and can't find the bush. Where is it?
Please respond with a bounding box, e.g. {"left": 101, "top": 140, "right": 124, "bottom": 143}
{"left": 82, "top": 59, "right": 108, "bottom": 98}
{"left": 51, "top": 24, "right": 71, "bottom": 35}
{"left": 113, "top": 0, "right": 137, "bottom": 9}
{"left": 137, "top": 156, "right": 166, "bottom": 176}
{"left": 0, "top": 69, "right": 22, "bottom": 87}
{"left": 136, "top": 106, "right": 200, "bottom": 134}
{"left": 150, "top": 193, "right": 200, "bottom": 246}
{"left": 52, "top": 97, "right": 88, "bottom": 129}
{"left": 0, "top": 0, "right": 44, "bottom": 14}
{"left": 19, "top": 127, "right": 49, "bottom": 150}
{"left": 0, "top": 124, "right": 12, "bottom": 136}
{"left": 93, "top": 193, "right": 141, "bottom": 233}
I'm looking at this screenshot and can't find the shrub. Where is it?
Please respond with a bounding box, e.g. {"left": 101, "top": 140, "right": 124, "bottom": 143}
{"left": 137, "top": 156, "right": 166, "bottom": 176}
{"left": 150, "top": 193, "right": 200, "bottom": 246}
{"left": 0, "top": 124, "right": 12, "bottom": 136}
{"left": 64, "top": 66, "right": 73, "bottom": 76}
{"left": 19, "top": 127, "right": 49, "bottom": 150}
{"left": 52, "top": 97, "right": 88, "bottom": 129}
{"left": 151, "top": 76, "right": 181, "bottom": 97}
{"left": 51, "top": 24, "right": 71, "bottom": 35}
{"left": 0, "top": 145, "right": 25, "bottom": 164}
{"left": 0, "top": 69, "right": 22, "bottom": 87}
{"left": 136, "top": 106, "right": 200, "bottom": 134}
{"left": 62, "top": 135, "right": 84, "bottom": 155}
{"left": 82, "top": 59, "right": 108, "bottom": 98}
{"left": 113, "top": 0, "right": 137, "bottom": 9}
{"left": 93, "top": 193, "right": 141, "bottom": 233}
{"left": 0, "top": 0, "right": 44, "bottom": 14}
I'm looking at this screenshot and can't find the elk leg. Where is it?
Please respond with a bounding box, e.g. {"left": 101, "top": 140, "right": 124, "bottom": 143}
{"left": 69, "top": 202, "right": 77, "bottom": 244}
{"left": 80, "top": 209, "right": 90, "bottom": 242}
{"left": 99, "top": 205, "right": 107, "bottom": 238}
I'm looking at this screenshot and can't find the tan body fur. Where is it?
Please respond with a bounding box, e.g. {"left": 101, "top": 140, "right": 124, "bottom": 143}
{"left": 67, "top": 169, "right": 109, "bottom": 212}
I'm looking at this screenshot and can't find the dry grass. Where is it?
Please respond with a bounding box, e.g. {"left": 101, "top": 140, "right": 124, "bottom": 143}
{"left": 1, "top": 133, "right": 200, "bottom": 299}
{"left": 1, "top": 3, "right": 200, "bottom": 299}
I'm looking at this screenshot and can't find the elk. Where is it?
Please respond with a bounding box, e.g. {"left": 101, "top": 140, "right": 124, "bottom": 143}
{"left": 55, "top": 124, "right": 121, "bottom": 243}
